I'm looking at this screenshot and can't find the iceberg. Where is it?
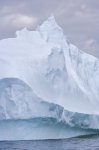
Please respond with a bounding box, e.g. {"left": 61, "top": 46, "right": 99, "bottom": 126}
{"left": 0, "top": 15, "right": 99, "bottom": 140}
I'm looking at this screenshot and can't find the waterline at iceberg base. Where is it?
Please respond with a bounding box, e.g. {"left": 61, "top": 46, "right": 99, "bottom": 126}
{"left": 0, "top": 16, "right": 99, "bottom": 140}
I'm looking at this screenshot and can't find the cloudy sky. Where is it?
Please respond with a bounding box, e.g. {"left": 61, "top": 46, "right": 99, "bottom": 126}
{"left": 0, "top": 0, "right": 99, "bottom": 57}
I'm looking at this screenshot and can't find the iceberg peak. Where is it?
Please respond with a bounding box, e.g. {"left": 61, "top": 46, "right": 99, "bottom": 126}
{"left": 39, "top": 15, "right": 60, "bottom": 30}
{"left": 37, "top": 15, "right": 67, "bottom": 45}
{"left": 47, "top": 14, "right": 56, "bottom": 22}
{"left": 46, "top": 14, "right": 58, "bottom": 27}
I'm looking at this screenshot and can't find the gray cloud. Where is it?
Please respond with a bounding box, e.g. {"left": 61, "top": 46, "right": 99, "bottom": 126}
{"left": 0, "top": 0, "right": 99, "bottom": 57}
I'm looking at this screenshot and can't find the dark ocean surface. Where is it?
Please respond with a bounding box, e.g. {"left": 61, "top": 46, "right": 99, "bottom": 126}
{"left": 0, "top": 135, "right": 99, "bottom": 150}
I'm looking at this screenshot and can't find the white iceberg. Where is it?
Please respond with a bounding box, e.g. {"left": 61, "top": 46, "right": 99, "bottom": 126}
{"left": 0, "top": 16, "right": 99, "bottom": 140}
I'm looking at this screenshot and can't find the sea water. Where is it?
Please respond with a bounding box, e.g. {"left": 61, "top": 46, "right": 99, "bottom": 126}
{"left": 0, "top": 135, "right": 99, "bottom": 150}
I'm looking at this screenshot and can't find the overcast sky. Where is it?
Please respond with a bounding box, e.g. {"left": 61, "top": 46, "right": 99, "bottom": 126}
{"left": 0, "top": 0, "right": 99, "bottom": 57}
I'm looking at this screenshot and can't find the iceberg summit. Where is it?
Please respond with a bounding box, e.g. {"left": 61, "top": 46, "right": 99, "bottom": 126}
{"left": 0, "top": 15, "right": 99, "bottom": 140}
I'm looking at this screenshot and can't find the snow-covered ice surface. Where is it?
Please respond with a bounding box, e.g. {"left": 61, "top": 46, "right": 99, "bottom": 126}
{"left": 0, "top": 16, "right": 99, "bottom": 140}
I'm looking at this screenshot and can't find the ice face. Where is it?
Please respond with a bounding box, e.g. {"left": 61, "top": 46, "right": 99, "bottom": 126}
{"left": 0, "top": 78, "right": 64, "bottom": 120}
